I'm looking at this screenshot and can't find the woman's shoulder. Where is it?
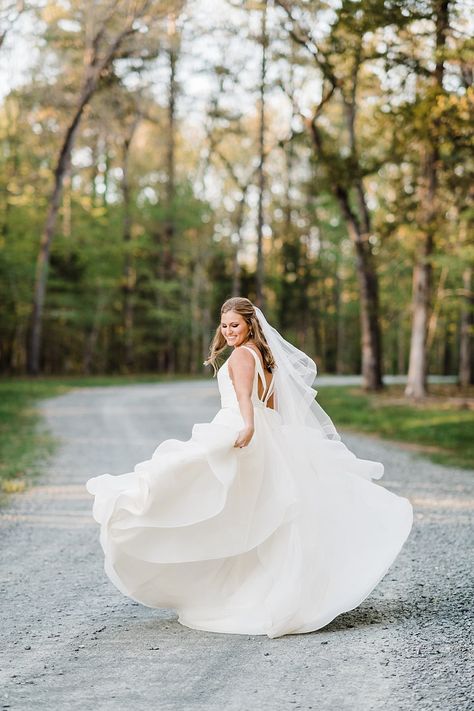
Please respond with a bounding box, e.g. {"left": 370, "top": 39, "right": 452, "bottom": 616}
{"left": 228, "top": 345, "right": 257, "bottom": 371}
{"left": 241, "top": 343, "right": 267, "bottom": 369}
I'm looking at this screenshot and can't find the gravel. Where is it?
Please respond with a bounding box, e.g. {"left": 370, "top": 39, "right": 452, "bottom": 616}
{"left": 0, "top": 381, "right": 472, "bottom": 710}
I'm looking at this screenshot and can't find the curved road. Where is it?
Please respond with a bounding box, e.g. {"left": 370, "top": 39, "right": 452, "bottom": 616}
{"left": 0, "top": 380, "right": 472, "bottom": 710}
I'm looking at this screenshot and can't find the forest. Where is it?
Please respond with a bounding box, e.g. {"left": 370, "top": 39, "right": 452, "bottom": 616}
{"left": 0, "top": 0, "right": 472, "bottom": 396}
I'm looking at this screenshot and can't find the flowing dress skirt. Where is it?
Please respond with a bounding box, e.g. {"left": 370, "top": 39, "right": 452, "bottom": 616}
{"left": 86, "top": 402, "right": 413, "bottom": 638}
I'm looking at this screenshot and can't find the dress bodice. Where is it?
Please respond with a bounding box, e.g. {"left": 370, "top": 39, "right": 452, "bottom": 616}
{"left": 217, "top": 345, "right": 275, "bottom": 411}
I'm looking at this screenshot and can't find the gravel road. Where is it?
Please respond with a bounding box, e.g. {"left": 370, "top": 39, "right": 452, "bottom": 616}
{"left": 1, "top": 380, "right": 472, "bottom": 710}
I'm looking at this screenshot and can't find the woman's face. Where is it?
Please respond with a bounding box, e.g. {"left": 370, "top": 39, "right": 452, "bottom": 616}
{"left": 220, "top": 310, "right": 250, "bottom": 347}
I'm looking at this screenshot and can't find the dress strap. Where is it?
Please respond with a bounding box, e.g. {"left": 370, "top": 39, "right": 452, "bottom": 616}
{"left": 240, "top": 345, "right": 274, "bottom": 404}
{"left": 240, "top": 345, "right": 265, "bottom": 380}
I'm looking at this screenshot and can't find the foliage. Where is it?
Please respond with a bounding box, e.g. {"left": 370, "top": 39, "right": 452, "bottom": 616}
{"left": 0, "top": 0, "right": 471, "bottom": 381}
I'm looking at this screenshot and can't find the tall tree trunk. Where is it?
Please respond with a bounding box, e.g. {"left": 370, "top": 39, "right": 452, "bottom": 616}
{"left": 405, "top": 0, "right": 449, "bottom": 398}
{"left": 122, "top": 119, "right": 139, "bottom": 371}
{"left": 231, "top": 187, "right": 248, "bottom": 297}
{"left": 335, "top": 262, "right": 345, "bottom": 374}
{"left": 28, "top": 88, "right": 91, "bottom": 374}
{"left": 275, "top": 0, "right": 383, "bottom": 388}
{"left": 342, "top": 70, "right": 383, "bottom": 389}
{"left": 427, "top": 266, "right": 448, "bottom": 349}
{"left": 27, "top": 10, "right": 141, "bottom": 374}
{"left": 405, "top": 231, "right": 433, "bottom": 397}
{"left": 333, "top": 184, "right": 383, "bottom": 389}
{"left": 278, "top": 41, "right": 300, "bottom": 334}
{"left": 156, "top": 18, "right": 179, "bottom": 374}
{"left": 62, "top": 174, "right": 72, "bottom": 238}
{"left": 165, "top": 21, "right": 177, "bottom": 275}
{"left": 280, "top": 73, "right": 296, "bottom": 332}
{"left": 255, "top": 0, "right": 267, "bottom": 307}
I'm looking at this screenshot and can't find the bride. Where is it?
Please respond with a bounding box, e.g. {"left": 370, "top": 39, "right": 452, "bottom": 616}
{"left": 86, "top": 297, "right": 413, "bottom": 638}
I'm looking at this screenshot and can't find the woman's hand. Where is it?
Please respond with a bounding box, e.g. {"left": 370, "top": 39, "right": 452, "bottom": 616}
{"left": 234, "top": 425, "right": 255, "bottom": 448}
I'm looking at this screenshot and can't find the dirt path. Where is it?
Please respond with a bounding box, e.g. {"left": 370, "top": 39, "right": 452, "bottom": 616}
{"left": 1, "top": 382, "right": 472, "bottom": 710}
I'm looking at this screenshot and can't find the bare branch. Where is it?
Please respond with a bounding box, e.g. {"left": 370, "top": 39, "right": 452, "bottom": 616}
{"left": 273, "top": 0, "right": 339, "bottom": 88}
{"left": 0, "top": 0, "right": 26, "bottom": 50}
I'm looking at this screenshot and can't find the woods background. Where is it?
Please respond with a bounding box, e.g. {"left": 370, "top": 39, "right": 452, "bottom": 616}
{"left": 0, "top": 0, "right": 472, "bottom": 397}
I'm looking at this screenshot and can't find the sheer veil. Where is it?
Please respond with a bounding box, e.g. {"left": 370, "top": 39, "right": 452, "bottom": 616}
{"left": 255, "top": 307, "right": 340, "bottom": 441}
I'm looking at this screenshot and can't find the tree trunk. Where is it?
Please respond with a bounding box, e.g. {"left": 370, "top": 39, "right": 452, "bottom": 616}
{"left": 278, "top": 46, "right": 298, "bottom": 334}
{"left": 274, "top": 0, "right": 382, "bottom": 384}
{"left": 27, "top": 8, "right": 140, "bottom": 375}
{"left": 156, "top": 22, "right": 179, "bottom": 374}
{"left": 122, "top": 120, "right": 139, "bottom": 371}
{"left": 334, "top": 185, "right": 383, "bottom": 389}
{"left": 306, "top": 67, "right": 383, "bottom": 389}
{"left": 255, "top": 0, "right": 267, "bottom": 308}
{"left": 231, "top": 187, "right": 248, "bottom": 297}
{"left": 427, "top": 265, "right": 448, "bottom": 350}
{"left": 282, "top": 84, "right": 296, "bottom": 332}
{"left": 335, "top": 263, "right": 345, "bottom": 374}
{"left": 27, "top": 5, "right": 144, "bottom": 374}
{"left": 405, "top": 233, "right": 433, "bottom": 397}
{"left": 341, "top": 74, "right": 383, "bottom": 389}
{"left": 28, "top": 84, "right": 92, "bottom": 374}
{"left": 405, "top": 0, "right": 449, "bottom": 398}
{"left": 164, "top": 30, "right": 177, "bottom": 275}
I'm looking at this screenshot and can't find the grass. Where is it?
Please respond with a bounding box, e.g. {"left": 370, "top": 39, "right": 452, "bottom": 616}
{"left": 0, "top": 373, "right": 205, "bottom": 497}
{"left": 0, "top": 376, "right": 472, "bottom": 501}
{"left": 317, "top": 384, "right": 474, "bottom": 470}
{"left": 0, "top": 380, "right": 66, "bottom": 496}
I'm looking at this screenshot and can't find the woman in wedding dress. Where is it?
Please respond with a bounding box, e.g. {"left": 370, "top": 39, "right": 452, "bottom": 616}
{"left": 86, "top": 297, "right": 413, "bottom": 638}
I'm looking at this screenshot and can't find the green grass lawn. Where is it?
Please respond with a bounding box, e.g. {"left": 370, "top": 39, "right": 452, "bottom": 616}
{"left": 0, "top": 377, "right": 472, "bottom": 500}
{"left": 317, "top": 385, "right": 474, "bottom": 470}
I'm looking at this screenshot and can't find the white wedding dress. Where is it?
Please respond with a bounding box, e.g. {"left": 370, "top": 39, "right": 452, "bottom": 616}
{"left": 86, "top": 346, "right": 413, "bottom": 638}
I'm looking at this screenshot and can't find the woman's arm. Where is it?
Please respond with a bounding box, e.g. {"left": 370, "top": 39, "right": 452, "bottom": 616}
{"left": 228, "top": 347, "right": 255, "bottom": 448}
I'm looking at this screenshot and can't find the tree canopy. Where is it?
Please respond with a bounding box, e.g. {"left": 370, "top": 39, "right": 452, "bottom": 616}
{"left": 0, "top": 0, "right": 472, "bottom": 390}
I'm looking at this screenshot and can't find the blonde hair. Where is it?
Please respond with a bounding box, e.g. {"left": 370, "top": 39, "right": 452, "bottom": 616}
{"left": 204, "top": 297, "right": 276, "bottom": 376}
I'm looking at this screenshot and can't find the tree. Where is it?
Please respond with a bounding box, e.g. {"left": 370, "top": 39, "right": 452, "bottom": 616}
{"left": 405, "top": 0, "right": 450, "bottom": 398}
{"left": 0, "top": 0, "right": 470, "bottom": 378}
{"left": 255, "top": 0, "right": 268, "bottom": 307}
{"left": 275, "top": 0, "right": 384, "bottom": 389}
{"left": 28, "top": 0, "right": 183, "bottom": 374}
